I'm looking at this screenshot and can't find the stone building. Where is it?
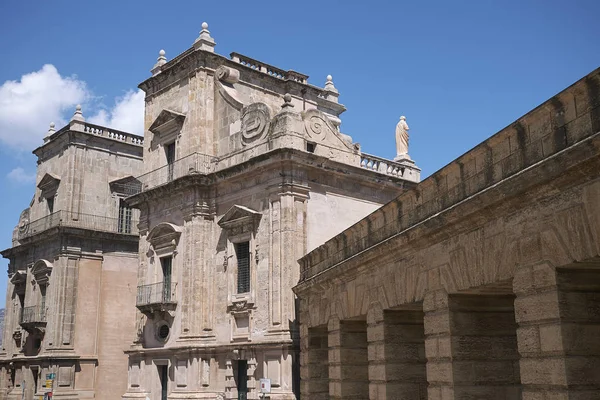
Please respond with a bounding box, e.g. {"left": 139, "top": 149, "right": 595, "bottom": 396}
{"left": 0, "top": 109, "right": 144, "bottom": 399}
{"left": 294, "top": 68, "right": 600, "bottom": 399}
{"left": 121, "top": 24, "right": 419, "bottom": 400}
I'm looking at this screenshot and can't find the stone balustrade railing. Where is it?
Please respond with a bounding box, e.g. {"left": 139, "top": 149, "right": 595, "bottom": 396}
{"left": 360, "top": 153, "right": 408, "bottom": 178}
{"left": 83, "top": 122, "right": 144, "bottom": 146}
{"left": 230, "top": 52, "right": 308, "bottom": 84}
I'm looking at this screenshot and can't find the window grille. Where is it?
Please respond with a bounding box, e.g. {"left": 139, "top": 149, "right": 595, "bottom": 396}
{"left": 236, "top": 242, "right": 250, "bottom": 293}
{"left": 166, "top": 142, "right": 176, "bottom": 182}
{"left": 118, "top": 199, "right": 133, "bottom": 234}
{"left": 161, "top": 256, "right": 173, "bottom": 300}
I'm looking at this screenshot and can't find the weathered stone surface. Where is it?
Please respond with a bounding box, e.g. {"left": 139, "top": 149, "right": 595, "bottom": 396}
{"left": 0, "top": 114, "right": 143, "bottom": 400}
{"left": 295, "top": 67, "right": 600, "bottom": 399}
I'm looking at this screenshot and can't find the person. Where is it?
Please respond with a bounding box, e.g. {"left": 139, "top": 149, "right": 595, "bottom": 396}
{"left": 395, "top": 116, "right": 410, "bottom": 158}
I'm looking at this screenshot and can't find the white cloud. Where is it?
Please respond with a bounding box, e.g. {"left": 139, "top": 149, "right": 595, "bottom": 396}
{"left": 0, "top": 65, "right": 145, "bottom": 152}
{"left": 88, "top": 89, "right": 145, "bottom": 135}
{"left": 0, "top": 64, "right": 88, "bottom": 151}
{"left": 6, "top": 167, "right": 36, "bottom": 184}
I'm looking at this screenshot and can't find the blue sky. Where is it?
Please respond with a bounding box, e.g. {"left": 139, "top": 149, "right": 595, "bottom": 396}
{"left": 0, "top": 0, "right": 599, "bottom": 307}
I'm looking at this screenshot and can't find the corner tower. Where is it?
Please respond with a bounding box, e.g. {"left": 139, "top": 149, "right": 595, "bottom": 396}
{"left": 123, "top": 23, "right": 419, "bottom": 400}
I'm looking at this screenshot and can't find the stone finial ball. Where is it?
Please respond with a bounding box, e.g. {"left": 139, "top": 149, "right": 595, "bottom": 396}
{"left": 327, "top": 75, "right": 333, "bottom": 82}
{"left": 159, "top": 49, "right": 166, "bottom": 56}
{"left": 50, "top": 122, "right": 55, "bottom": 128}
{"left": 76, "top": 104, "right": 82, "bottom": 111}
{"left": 202, "top": 22, "right": 208, "bottom": 29}
{"left": 283, "top": 93, "right": 292, "bottom": 103}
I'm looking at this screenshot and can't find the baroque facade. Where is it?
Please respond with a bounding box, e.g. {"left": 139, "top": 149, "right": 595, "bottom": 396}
{"left": 0, "top": 110, "right": 144, "bottom": 399}
{"left": 121, "top": 24, "right": 420, "bottom": 400}
{"left": 294, "top": 68, "right": 600, "bottom": 399}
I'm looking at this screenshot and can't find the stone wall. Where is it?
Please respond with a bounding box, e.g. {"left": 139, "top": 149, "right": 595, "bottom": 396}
{"left": 295, "top": 67, "right": 600, "bottom": 399}
{"left": 299, "top": 67, "right": 600, "bottom": 281}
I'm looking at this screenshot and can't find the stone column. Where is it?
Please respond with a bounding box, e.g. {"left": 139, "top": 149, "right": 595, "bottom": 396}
{"left": 328, "top": 317, "right": 369, "bottom": 399}
{"left": 424, "top": 289, "right": 520, "bottom": 400}
{"left": 424, "top": 290, "right": 455, "bottom": 400}
{"left": 368, "top": 304, "right": 427, "bottom": 400}
{"left": 300, "top": 324, "right": 329, "bottom": 399}
{"left": 514, "top": 262, "right": 600, "bottom": 399}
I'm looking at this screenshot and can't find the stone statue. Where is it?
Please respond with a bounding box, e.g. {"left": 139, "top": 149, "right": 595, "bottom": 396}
{"left": 395, "top": 116, "right": 410, "bottom": 159}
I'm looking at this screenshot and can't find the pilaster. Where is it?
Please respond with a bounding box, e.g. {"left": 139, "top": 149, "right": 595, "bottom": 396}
{"left": 514, "top": 262, "right": 600, "bottom": 399}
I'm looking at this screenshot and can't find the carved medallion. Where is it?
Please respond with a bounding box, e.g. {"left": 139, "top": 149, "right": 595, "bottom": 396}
{"left": 17, "top": 208, "right": 30, "bottom": 238}
{"left": 241, "top": 103, "right": 271, "bottom": 146}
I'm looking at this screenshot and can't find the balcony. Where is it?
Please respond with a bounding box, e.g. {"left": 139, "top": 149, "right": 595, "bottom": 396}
{"left": 123, "top": 152, "right": 218, "bottom": 196}
{"left": 136, "top": 282, "right": 177, "bottom": 315}
{"left": 19, "top": 210, "right": 139, "bottom": 239}
{"left": 20, "top": 306, "right": 46, "bottom": 332}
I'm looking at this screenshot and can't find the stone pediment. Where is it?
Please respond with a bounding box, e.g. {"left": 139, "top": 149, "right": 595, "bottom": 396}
{"left": 110, "top": 176, "right": 142, "bottom": 196}
{"left": 218, "top": 205, "right": 262, "bottom": 230}
{"left": 31, "top": 259, "right": 53, "bottom": 285}
{"left": 10, "top": 270, "right": 27, "bottom": 286}
{"left": 149, "top": 109, "right": 186, "bottom": 139}
{"left": 147, "top": 222, "right": 183, "bottom": 257}
{"left": 302, "top": 109, "right": 356, "bottom": 152}
{"left": 37, "top": 173, "right": 60, "bottom": 194}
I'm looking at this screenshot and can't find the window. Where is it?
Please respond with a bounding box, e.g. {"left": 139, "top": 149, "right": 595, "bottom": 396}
{"left": 47, "top": 197, "right": 54, "bottom": 214}
{"left": 166, "top": 142, "right": 175, "bottom": 182}
{"left": 236, "top": 242, "right": 250, "bottom": 294}
{"left": 158, "top": 365, "right": 168, "bottom": 400}
{"left": 306, "top": 142, "right": 316, "bottom": 153}
{"left": 161, "top": 256, "right": 173, "bottom": 301}
{"left": 118, "top": 199, "right": 133, "bottom": 234}
{"left": 40, "top": 285, "right": 47, "bottom": 318}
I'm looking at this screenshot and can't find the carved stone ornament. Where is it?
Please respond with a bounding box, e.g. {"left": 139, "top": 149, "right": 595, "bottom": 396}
{"left": 303, "top": 109, "right": 337, "bottom": 142}
{"left": 17, "top": 208, "right": 30, "bottom": 238}
{"left": 31, "top": 259, "right": 53, "bottom": 286}
{"left": 216, "top": 66, "right": 240, "bottom": 84}
{"left": 241, "top": 103, "right": 271, "bottom": 146}
{"left": 302, "top": 109, "right": 355, "bottom": 150}
{"left": 147, "top": 222, "right": 183, "bottom": 257}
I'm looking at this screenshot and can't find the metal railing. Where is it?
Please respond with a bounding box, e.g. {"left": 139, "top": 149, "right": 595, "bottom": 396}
{"left": 124, "top": 150, "right": 414, "bottom": 197}
{"left": 136, "top": 282, "right": 177, "bottom": 307}
{"left": 127, "top": 152, "right": 218, "bottom": 195}
{"left": 20, "top": 306, "right": 46, "bottom": 324}
{"left": 20, "top": 210, "right": 139, "bottom": 238}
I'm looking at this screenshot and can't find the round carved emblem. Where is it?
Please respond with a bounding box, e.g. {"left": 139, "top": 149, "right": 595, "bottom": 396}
{"left": 241, "top": 103, "right": 271, "bottom": 146}
{"left": 17, "top": 208, "right": 30, "bottom": 237}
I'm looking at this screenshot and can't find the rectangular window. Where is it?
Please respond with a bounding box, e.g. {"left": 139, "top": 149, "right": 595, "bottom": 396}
{"left": 166, "top": 142, "right": 176, "bottom": 182}
{"left": 118, "top": 199, "right": 133, "bottom": 234}
{"left": 47, "top": 197, "right": 54, "bottom": 214}
{"left": 161, "top": 256, "right": 173, "bottom": 301}
{"left": 236, "top": 242, "right": 250, "bottom": 294}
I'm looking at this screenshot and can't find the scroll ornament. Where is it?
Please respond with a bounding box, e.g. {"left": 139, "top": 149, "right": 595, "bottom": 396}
{"left": 241, "top": 103, "right": 271, "bottom": 146}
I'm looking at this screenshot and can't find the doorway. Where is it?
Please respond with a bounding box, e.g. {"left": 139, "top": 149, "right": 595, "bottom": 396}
{"left": 157, "top": 365, "right": 168, "bottom": 400}
{"left": 234, "top": 360, "right": 248, "bottom": 400}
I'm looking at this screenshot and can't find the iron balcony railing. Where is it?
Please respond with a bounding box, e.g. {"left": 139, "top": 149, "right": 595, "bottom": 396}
{"left": 20, "top": 306, "right": 46, "bottom": 325}
{"left": 20, "top": 210, "right": 139, "bottom": 239}
{"left": 123, "top": 150, "right": 415, "bottom": 197}
{"left": 126, "top": 152, "right": 218, "bottom": 195}
{"left": 136, "top": 282, "right": 177, "bottom": 307}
